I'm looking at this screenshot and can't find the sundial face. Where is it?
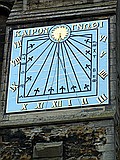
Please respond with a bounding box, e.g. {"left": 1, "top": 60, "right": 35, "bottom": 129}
{"left": 6, "top": 19, "right": 109, "bottom": 113}
{"left": 49, "top": 25, "right": 71, "bottom": 42}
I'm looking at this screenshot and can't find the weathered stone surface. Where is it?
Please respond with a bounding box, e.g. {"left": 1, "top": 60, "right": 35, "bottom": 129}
{"left": 0, "top": 120, "right": 115, "bottom": 160}
{"left": 33, "top": 142, "right": 63, "bottom": 158}
{"left": 7, "top": 0, "right": 117, "bottom": 24}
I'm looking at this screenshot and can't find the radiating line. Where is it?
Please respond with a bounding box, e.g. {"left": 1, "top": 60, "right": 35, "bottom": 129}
{"left": 65, "top": 41, "right": 91, "bottom": 80}
{"left": 59, "top": 45, "right": 78, "bottom": 90}
{"left": 52, "top": 45, "right": 69, "bottom": 92}
{"left": 63, "top": 42, "right": 81, "bottom": 91}
{"left": 27, "top": 38, "right": 49, "bottom": 55}
{"left": 26, "top": 42, "right": 55, "bottom": 96}
{"left": 69, "top": 37, "right": 91, "bottom": 49}
{"left": 26, "top": 41, "right": 52, "bottom": 72}
{"left": 55, "top": 45, "right": 74, "bottom": 91}
{"left": 44, "top": 60, "right": 58, "bottom": 107}
{"left": 70, "top": 34, "right": 92, "bottom": 38}
{"left": 61, "top": 43, "right": 69, "bottom": 92}
{"left": 57, "top": 43, "right": 60, "bottom": 93}
{"left": 67, "top": 39, "right": 91, "bottom": 61}
{"left": 50, "top": 60, "right": 58, "bottom": 90}
{"left": 43, "top": 43, "right": 57, "bottom": 94}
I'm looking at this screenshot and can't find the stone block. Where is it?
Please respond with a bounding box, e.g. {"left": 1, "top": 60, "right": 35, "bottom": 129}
{"left": 102, "top": 151, "right": 115, "bottom": 160}
{"left": 33, "top": 142, "right": 63, "bottom": 158}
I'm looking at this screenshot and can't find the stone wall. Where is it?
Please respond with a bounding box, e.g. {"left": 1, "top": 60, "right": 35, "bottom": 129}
{"left": 115, "top": 0, "right": 120, "bottom": 159}
{"left": 0, "top": 120, "right": 115, "bottom": 160}
{"left": 0, "top": 15, "right": 7, "bottom": 82}
{"left": 7, "top": 0, "right": 117, "bottom": 24}
{"left": 0, "top": 0, "right": 14, "bottom": 116}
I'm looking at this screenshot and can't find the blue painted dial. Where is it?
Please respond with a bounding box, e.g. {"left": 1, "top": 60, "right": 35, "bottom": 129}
{"left": 6, "top": 19, "right": 109, "bottom": 113}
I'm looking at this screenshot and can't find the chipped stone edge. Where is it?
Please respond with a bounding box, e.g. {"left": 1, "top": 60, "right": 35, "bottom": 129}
{"left": 0, "top": 108, "right": 115, "bottom": 128}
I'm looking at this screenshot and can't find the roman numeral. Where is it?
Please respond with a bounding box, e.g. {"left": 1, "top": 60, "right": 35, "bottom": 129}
{"left": 36, "top": 102, "right": 44, "bottom": 109}
{"left": 82, "top": 98, "right": 89, "bottom": 105}
{"left": 68, "top": 99, "right": 72, "bottom": 106}
{"left": 10, "top": 82, "right": 18, "bottom": 92}
{"left": 97, "top": 94, "right": 107, "bottom": 104}
{"left": 99, "top": 69, "right": 108, "bottom": 80}
{"left": 22, "top": 104, "right": 28, "bottom": 110}
{"left": 10, "top": 57, "right": 21, "bottom": 67}
{"left": 100, "top": 51, "right": 107, "bottom": 58}
{"left": 52, "top": 100, "right": 62, "bottom": 108}
{"left": 100, "top": 35, "right": 107, "bottom": 42}
{"left": 14, "top": 40, "right": 22, "bottom": 49}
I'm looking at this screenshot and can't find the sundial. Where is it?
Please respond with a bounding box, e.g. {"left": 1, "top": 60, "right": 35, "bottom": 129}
{"left": 6, "top": 19, "right": 109, "bottom": 113}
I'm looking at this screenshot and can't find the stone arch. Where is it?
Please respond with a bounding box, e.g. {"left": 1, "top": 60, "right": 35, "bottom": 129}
{"left": 0, "top": 4, "right": 11, "bottom": 16}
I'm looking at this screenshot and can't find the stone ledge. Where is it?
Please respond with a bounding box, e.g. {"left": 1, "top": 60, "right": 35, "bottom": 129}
{"left": 7, "top": 1, "right": 117, "bottom": 24}
{"left": 0, "top": 109, "right": 115, "bottom": 128}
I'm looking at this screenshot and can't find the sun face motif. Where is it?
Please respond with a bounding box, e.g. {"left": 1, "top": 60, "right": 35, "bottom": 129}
{"left": 49, "top": 25, "right": 71, "bottom": 42}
